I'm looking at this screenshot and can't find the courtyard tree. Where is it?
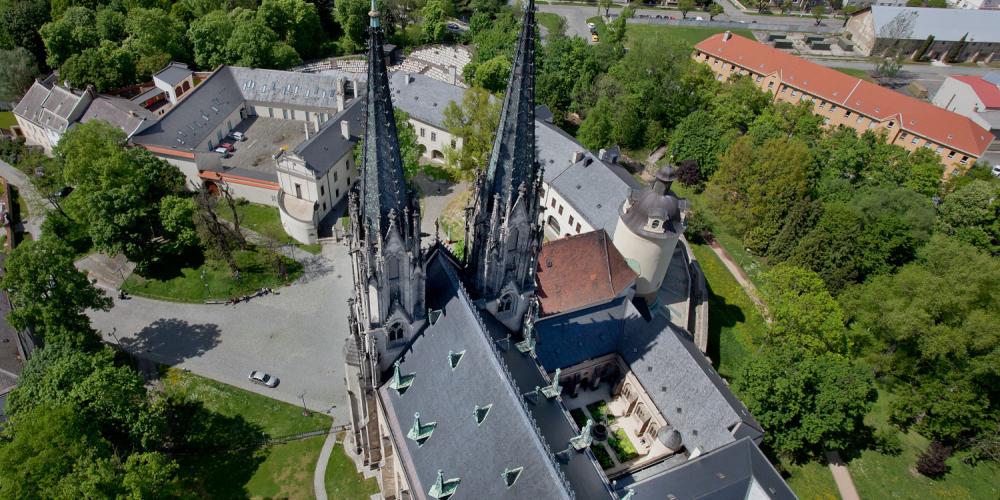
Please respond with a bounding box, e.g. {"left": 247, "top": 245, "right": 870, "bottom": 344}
{"left": 0, "top": 238, "right": 112, "bottom": 348}
{"left": 733, "top": 345, "right": 876, "bottom": 460}
{"left": 599, "top": 0, "right": 613, "bottom": 18}
{"left": 810, "top": 5, "right": 824, "bottom": 26}
{"left": 442, "top": 86, "right": 501, "bottom": 179}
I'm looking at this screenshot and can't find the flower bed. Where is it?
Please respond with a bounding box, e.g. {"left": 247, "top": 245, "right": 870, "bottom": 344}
{"left": 608, "top": 429, "right": 638, "bottom": 463}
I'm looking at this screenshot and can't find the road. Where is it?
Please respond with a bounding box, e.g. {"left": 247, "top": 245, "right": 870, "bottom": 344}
{"left": 0, "top": 159, "right": 48, "bottom": 239}
{"left": 806, "top": 57, "right": 997, "bottom": 97}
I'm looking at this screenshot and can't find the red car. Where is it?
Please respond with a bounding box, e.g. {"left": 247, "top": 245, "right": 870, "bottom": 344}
{"left": 219, "top": 141, "right": 235, "bottom": 152}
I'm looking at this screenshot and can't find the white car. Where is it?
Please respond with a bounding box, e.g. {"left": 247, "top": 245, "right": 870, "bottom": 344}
{"left": 991, "top": 164, "right": 1000, "bottom": 178}
{"left": 231, "top": 131, "right": 246, "bottom": 141}
{"left": 587, "top": 22, "right": 596, "bottom": 29}
{"left": 249, "top": 370, "right": 279, "bottom": 388}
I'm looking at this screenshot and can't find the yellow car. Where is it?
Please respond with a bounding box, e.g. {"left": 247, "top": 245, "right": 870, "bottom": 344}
{"left": 591, "top": 33, "right": 599, "bottom": 43}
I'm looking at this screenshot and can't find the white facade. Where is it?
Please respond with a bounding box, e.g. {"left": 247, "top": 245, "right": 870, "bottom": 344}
{"left": 949, "top": 0, "right": 1000, "bottom": 9}
{"left": 541, "top": 184, "right": 594, "bottom": 240}
{"left": 612, "top": 210, "right": 680, "bottom": 298}
{"left": 411, "top": 116, "right": 461, "bottom": 162}
{"left": 933, "top": 76, "right": 996, "bottom": 130}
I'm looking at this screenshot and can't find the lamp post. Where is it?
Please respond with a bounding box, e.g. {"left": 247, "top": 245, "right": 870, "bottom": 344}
{"left": 299, "top": 391, "right": 311, "bottom": 417}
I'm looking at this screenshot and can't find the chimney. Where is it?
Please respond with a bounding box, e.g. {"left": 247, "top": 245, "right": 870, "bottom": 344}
{"left": 352, "top": 78, "right": 359, "bottom": 98}
{"left": 341, "top": 119, "right": 350, "bottom": 140}
{"left": 448, "top": 67, "right": 457, "bottom": 86}
{"left": 571, "top": 151, "right": 584, "bottom": 163}
{"left": 598, "top": 148, "right": 607, "bottom": 161}
{"left": 723, "top": 31, "right": 732, "bottom": 41}
{"left": 404, "top": 73, "right": 411, "bottom": 85}
{"left": 304, "top": 121, "right": 310, "bottom": 141}
{"left": 336, "top": 92, "right": 345, "bottom": 112}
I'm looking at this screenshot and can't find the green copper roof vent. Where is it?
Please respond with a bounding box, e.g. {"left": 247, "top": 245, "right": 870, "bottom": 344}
{"left": 406, "top": 412, "right": 437, "bottom": 446}
{"left": 448, "top": 350, "right": 465, "bottom": 370}
{"left": 428, "top": 469, "right": 460, "bottom": 499}
{"left": 474, "top": 404, "right": 492, "bottom": 425}
{"left": 540, "top": 368, "right": 562, "bottom": 399}
{"left": 620, "top": 488, "right": 636, "bottom": 500}
{"left": 570, "top": 418, "right": 594, "bottom": 451}
{"left": 388, "top": 360, "right": 415, "bottom": 395}
{"left": 501, "top": 466, "right": 523, "bottom": 489}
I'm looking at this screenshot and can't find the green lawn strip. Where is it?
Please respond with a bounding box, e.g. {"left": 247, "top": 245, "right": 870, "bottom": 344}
{"left": 245, "top": 436, "right": 326, "bottom": 500}
{"left": 848, "top": 389, "right": 1000, "bottom": 499}
{"left": 780, "top": 459, "right": 839, "bottom": 500}
{"left": 326, "top": 436, "right": 381, "bottom": 499}
{"left": 831, "top": 67, "right": 874, "bottom": 82}
{"left": 0, "top": 111, "right": 16, "bottom": 129}
{"left": 622, "top": 24, "right": 756, "bottom": 48}
{"left": 586, "top": 400, "right": 615, "bottom": 423}
{"left": 608, "top": 429, "right": 639, "bottom": 463}
{"left": 536, "top": 12, "right": 564, "bottom": 34}
{"left": 689, "top": 243, "right": 763, "bottom": 379}
{"left": 218, "top": 202, "right": 322, "bottom": 254}
{"left": 122, "top": 248, "right": 303, "bottom": 303}
{"left": 163, "top": 369, "right": 330, "bottom": 436}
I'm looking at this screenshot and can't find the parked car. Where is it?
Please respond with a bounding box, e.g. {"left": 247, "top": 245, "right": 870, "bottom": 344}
{"left": 587, "top": 22, "right": 595, "bottom": 29}
{"left": 991, "top": 164, "right": 1000, "bottom": 178}
{"left": 231, "top": 131, "right": 246, "bottom": 141}
{"left": 591, "top": 33, "right": 599, "bottom": 43}
{"left": 219, "top": 141, "right": 235, "bottom": 152}
{"left": 249, "top": 370, "right": 279, "bottom": 388}
{"left": 214, "top": 147, "right": 231, "bottom": 158}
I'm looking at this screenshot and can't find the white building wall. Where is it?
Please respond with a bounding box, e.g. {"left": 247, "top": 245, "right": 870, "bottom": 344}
{"left": 197, "top": 106, "right": 247, "bottom": 151}
{"left": 13, "top": 117, "right": 57, "bottom": 154}
{"left": 226, "top": 182, "right": 278, "bottom": 206}
{"left": 932, "top": 78, "right": 994, "bottom": 130}
{"left": 411, "top": 117, "right": 460, "bottom": 162}
{"left": 540, "top": 183, "right": 593, "bottom": 240}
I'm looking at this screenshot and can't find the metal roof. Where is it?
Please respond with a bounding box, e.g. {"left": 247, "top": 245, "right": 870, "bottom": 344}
{"left": 388, "top": 72, "right": 463, "bottom": 127}
{"left": 290, "top": 97, "right": 365, "bottom": 176}
{"left": 153, "top": 62, "right": 193, "bottom": 86}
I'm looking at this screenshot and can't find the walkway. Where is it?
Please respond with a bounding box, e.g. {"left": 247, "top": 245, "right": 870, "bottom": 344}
{"left": 0, "top": 159, "right": 48, "bottom": 239}
{"left": 313, "top": 422, "right": 339, "bottom": 500}
{"left": 706, "top": 240, "right": 770, "bottom": 321}
{"left": 826, "top": 451, "right": 861, "bottom": 500}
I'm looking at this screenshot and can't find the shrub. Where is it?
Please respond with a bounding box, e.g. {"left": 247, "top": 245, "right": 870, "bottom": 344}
{"left": 591, "top": 444, "right": 614, "bottom": 469}
{"left": 872, "top": 428, "right": 902, "bottom": 456}
{"left": 916, "top": 441, "right": 952, "bottom": 479}
{"left": 675, "top": 159, "right": 702, "bottom": 190}
{"left": 683, "top": 209, "right": 713, "bottom": 244}
{"left": 608, "top": 429, "right": 638, "bottom": 462}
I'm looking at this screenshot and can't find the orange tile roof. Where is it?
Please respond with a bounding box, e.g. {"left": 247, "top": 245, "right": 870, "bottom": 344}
{"left": 535, "top": 230, "right": 637, "bottom": 317}
{"left": 952, "top": 75, "right": 1000, "bottom": 109}
{"left": 695, "top": 33, "right": 992, "bottom": 157}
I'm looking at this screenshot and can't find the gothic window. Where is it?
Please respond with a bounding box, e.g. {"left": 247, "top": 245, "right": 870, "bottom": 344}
{"left": 498, "top": 293, "right": 514, "bottom": 313}
{"left": 388, "top": 322, "right": 405, "bottom": 342}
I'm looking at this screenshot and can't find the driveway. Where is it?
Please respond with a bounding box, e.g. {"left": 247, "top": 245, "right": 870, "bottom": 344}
{"left": 0, "top": 159, "right": 48, "bottom": 239}
{"left": 89, "top": 242, "right": 356, "bottom": 423}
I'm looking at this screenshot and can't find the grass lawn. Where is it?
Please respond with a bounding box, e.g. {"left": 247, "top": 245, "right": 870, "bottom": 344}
{"left": 781, "top": 459, "right": 839, "bottom": 500}
{"left": 123, "top": 248, "right": 303, "bottom": 303}
{"left": 847, "top": 389, "right": 1000, "bottom": 499}
{"left": 0, "top": 111, "right": 16, "bottom": 129}
{"left": 536, "top": 12, "right": 564, "bottom": 34}
{"left": 218, "top": 202, "right": 323, "bottom": 254}
{"left": 326, "top": 435, "right": 381, "bottom": 499}
{"left": 608, "top": 428, "right": 639, "bottom": 462}
{"left": 163, "top": 369, "right": 337, "bottom": 498}
{"left": 832, "top": 67, "right": 874, "bottom": 82}
{"left": 589, "top": 17, "right": 754, "bottom": 48}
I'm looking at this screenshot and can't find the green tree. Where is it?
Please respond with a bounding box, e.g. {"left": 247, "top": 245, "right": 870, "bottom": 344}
{"left": 255, "top": 0, "right": 323, "bottom": 59}
{"left": 270, "top": 42, "right": 302, "bottom": 68}
{"left": 811, "top": 5, "right": 824, "bottom": 25}
{"left": 125, "top": 7, "right": 189, "bottom": 78}
{"left": 577, "top": 96, "right": 614, "bottom": 151}
{"left": 0, "top": 0, "right": 51, "bottom": 65}
{"left": 536, "top": 34, "right": 603, "bottom": 119}
{"left": 761, "top": 264, "right": 850, "bottom": 354}
{"left": 841, "top": 236, "right": 1000, "bottom": 444}
{"left": 0, "top": 238, "right": 112, "bottom": 348}
{"left": 187, "top": 10, "right": 235, "bottom": 69}
{"left": 935, "top": 179, "right": 1000, "bottom": 254}
{"left": 60, "top": 40, "right": 137, "bottom": 91}
{"left": 0, "top": 47, "right": 38, "bottom": 101}
{"left": 395, "top": 110, "right": 425, "bottom": 178}
{"left": 421, "top": 0, "right": 447, "bottom": 43}
{"left": 226, "top": 20, "right": 279, "bottom": 67}
{"left": 96, "top": 8, "right": 127, "bottom": 42}
{"left": 159, "top": 195, "right": 199, "bottom": 256}
{"left": 39, "top": 6, "right": 100, "bottom": 68}
{"left": 333, "top": 0, "right": 371, "bottom": 52}
{"left": 678, "top": 0, "right": 695, "bottom": 19}
{"left": 708, "top": 2, "right": 723, "bottom": 20}
{"left": 668, "top": 110, "right": 726, "bottom": 178}
{"left": 599, "top": 0, "right": 613, "bottom": 17}
{"left": 122, "top": 452, "right": 180, "bottom": 498}
{"left": 734, "top": 346, "right": 876, "bottom": 459}
{"left": 442, "top": 86, "right": 500, "bottom": 179}
{"left": 710, "top": 75, "right": 771, "bottom": 133}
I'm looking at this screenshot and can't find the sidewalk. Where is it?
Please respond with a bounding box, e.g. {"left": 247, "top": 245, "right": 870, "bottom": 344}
{"left": 826, "top": 451, "right": 861, "bottom": 500}
{"left": 706, "top": 240, "right": 770, "bottom": 322}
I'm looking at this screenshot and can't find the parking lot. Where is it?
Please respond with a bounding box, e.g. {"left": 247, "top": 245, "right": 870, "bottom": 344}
{"left": 220, "top": 116, "right": 310, "bottom": 174}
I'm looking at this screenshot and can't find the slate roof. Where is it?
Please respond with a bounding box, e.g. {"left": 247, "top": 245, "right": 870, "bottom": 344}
{"left": 290, "top": 97, "right": 365, "bottom": 176}
{"left": 867, "top": 6, "right": 1000, "bottom": 43}
{"left": 613, "top": 437, "right": 796, "bottom": 500}
{"left": 536, "top": 230, "right": 637, "bottom": 316}
{"left": 13, "top": 79, "right": 89, "bottom": 134}
{"left": 78, "top": 95, "right": 155, "bottom": 137}
{"left": 388, "top": 72, "right": 463, "bottom": 126}
{"left": 535, "top": 298, "right": 762, "bottom": 455}
{"left": 695, "top": 33, "right": 993, "bottom": 157}
{"left": 153, "top": 62, "right": 193, "bottom": 86}
{"left": 547, "top": 152, "right": 637, "bottom": 236}
{"left": 378, "top": 250, "right": 572, "bottom": 500}
{"left": 230, "top": 66, "right": 351, "bottom": 111}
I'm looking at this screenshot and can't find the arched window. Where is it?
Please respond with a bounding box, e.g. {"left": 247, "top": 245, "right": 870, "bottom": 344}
{"left": 498, "top": 293, "right": 514, "bottom": 313}
{"left": 546, "top": 216, "right": 561, "bottom": 234}
{"left": 388, "top": 322, "right": 405, "bottom": 342}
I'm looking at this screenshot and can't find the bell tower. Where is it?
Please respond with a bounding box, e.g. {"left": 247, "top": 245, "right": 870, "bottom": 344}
{"left": 464, "top": 0, "right": 544, "bottom": 330}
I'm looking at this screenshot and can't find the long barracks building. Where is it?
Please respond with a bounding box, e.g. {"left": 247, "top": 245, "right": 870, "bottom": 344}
{"left": 693, "top": 32, "right": 993, "bottom": 174}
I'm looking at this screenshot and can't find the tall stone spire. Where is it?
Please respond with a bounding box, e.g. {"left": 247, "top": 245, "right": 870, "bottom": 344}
{"left": 347, "top": 0, "right": 425, "bottom": 378}
{"left": 464, "top": 0, "right": 543, "bottom": 330}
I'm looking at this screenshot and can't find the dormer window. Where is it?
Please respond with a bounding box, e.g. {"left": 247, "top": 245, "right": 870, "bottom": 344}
{"left": 651, "top": 219, "right": 660, "bottom": 230}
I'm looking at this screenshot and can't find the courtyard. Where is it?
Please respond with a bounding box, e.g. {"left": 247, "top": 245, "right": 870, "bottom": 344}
{"left": 219, "top": 116, "right": 310, "bottom": 174}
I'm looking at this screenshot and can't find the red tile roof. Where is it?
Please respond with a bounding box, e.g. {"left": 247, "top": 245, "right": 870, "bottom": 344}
{"left": 952, "top": 75, "right": 1000, "bottom": 110}
{"left": 535, "top": 230, "right": 637, "bottom": 317}
{"left": 695, "top": 33, "right": 992, "bottom": 157}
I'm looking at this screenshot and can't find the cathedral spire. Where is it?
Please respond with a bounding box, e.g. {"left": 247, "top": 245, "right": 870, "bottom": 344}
{"left": 359, "top": 0, "right": 411, "bottom": 241}
{"left": 464, "top": 0, "right": 543, "bottom": 329}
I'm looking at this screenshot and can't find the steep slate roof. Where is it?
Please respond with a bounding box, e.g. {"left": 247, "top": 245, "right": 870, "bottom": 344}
{"left": 695, "top": 33, "right": 993, "bottom": 157}
{"left": 378, "top": 251, "right": 571, "bottom": 500}
{"left": 536, "top": 230, "right": 637, "bottom": 316}
{"left": 230, "top": 66, "right": 351, "bottom": 111}
{"left": 153, "top": 62, "right": 193, "bottom": 86}
{"left": 535, "top": 299, "right": 762, "bottom": 455}
{"left": 13, "top": 79, "right": 89, "bottom": 133}
{"left": 388, "top": 72, "right": 464, "bottom": 126}
{"left": 79, "top": 96, "right": 155, "bottom": 137}
{"left": 290, "top": 97, "right": 365, "bottom": 176}
{"left": 867, "top": 6, "right": 1000, "bottom": 43}
{"left": 548, "top": 152, "right": 638, "bottom": 236}
{"left": 951, "top": 75, "right": 1000, "bottom": 110}
{"left": 613, "top": 437, "right": 796, "bottom": 500}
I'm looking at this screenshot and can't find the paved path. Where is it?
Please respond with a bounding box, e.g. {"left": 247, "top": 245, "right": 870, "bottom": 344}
{"left": 314, "top": 422, "right": 338, "bottom": 500}
{"left": 89, "top": 242, "right": 355, "bottom": 424}
{"left": 0, "top": 159, "right": 48, "bottom": 239}
{"left": 706, "top": 240, "right": 770, "bottom": 321}
{"left": 826, "top": 451, "right": 862, "bottom": 500}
